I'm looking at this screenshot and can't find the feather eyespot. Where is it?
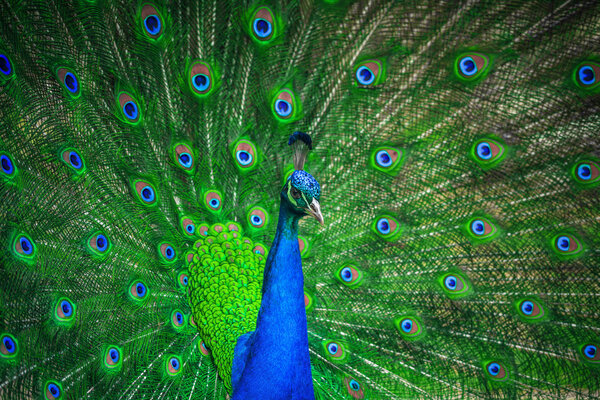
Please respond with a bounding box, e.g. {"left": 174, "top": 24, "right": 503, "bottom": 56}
{"left": 54, "top": 298, "right": 76, "bottom": 324}
{"left": 455, "top": 52, "right": 490, "bottom": 81}
{"left": 304, "top": 291, "right": 315, "bottom": 312}
{"left": 516, "top": 298, "right": 545, "bottom": 321}
{"left": 354, "top": 60, "right": 384, "bottom": 87}
{"left": 440, "top": 272, "right": 470, "bottom": 298}
{"left": 0, "top": 54, "right": 14, "bottom": 80}
{"left": 171, "top": 310, "right": 186, "bottom": 329}
{"left": 574, "top": 62, "right": 600, "bottom": 89}
{"left": 60, "top": 148, "right": 86, "bottom": 174}
{"left": 484, "top": 361, "right": 508, "bottom": 381}
{"left": 180, "top": 217, "right": 196, "bottom": 236}
{"left": 581, "top": 344, "right": 600, "bottom": 363}
{"left": 204, "top": 190, "right": 222, "bottom": 212}
{"left": 173, "top": 143, "right": 195, "bottom": 171}
{"left": 468, "top": 217, "right": 497, "bottom": 239}
{"left": 370, "top": 146, "right": 403, "bottom": 175}
{"left": 551, "top": 233, "right": 583, "bottom": 259}
{"left": 132, "top": 180, "right": 157, "bottom": 206}
{"left": 44, "top": 380, "right": 63, "bottom": 400}
{"left": 372, "top": 215, "right": 402, "bottom": 241}
{"left": 0, "top": 152, "right": 17, "bottom": 178}
{"left": 129, "top": 280, "right": 148, "bottom": 301}
{"left": 572, "top": 160, "right": 599, "bottom": 186}
{"left": 335, "top": 264, "right": 363, "bottom": 288}
{"left": 140, "top": 3, "right": 164, "bottom": 40}
{"left": 395, "top": 316, "right": 424, "bottom": 340}
{"left": 247, "top": 206, "right": 268, "bottom": 229}
{"left": 250, "top": 7, "right": 276, "bottom": 42}
{"left": 177, "top": 271, "right": 189, "bottom": 288}
{"left": 159, "top": 242, "right": 177, "bottom": 263}
{"left": 188, "top": 61, "right": 217, "bottom": 97}
{"left": 88, "top": 231, "right": 110, "bottom": 256}
{"left": 117, "top": 91, "right": 141, "bottom": 124}
{"left": 12, "top": 232, "right": 36, "bottom": 261}
{"left": 233, "top": 139, "right": 259, "bottom": 171}
{"left": 472, "top": 138, "right": 505, "bottom": 168}
{"left": 344, "top": 377, "right": 364, "bottom": 399}
{"left": 199, "top": 341, "right": 211, "bottom": 356}
{"left": 323, "top": 340, "right": 348, "bottom": 362}
{"left": 56, "top": 68, "right": 80, "bottom": 98}
{"left": 166, "top": 355, "right": 182, "bottom": 376}
{"left": 103, "top": 346, "right": 122, "bottom": 371}
{"left": 1, "top": 333, "right": 18, "bottom": 359}
{"left": 272, "top": 88, "right": 300, "bottom": 122}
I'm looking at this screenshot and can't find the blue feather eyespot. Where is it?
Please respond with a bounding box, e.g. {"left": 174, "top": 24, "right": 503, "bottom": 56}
{"left": 471, "top": 138, "right": 505, "bottom": 168}
{"left": 60, "top": 148, "right": 86, "bottom": 174}
{"left": 44, "top": 380, "right": 63, "bottom": 400}
{"left": 516, "top": 298, "right": 545, "bottom": 321}
{"left": 204, "top": 190, "right": 222, "bottom": 212}
{"left": 572, "top": 160, "right": 599, "bottom": 186}
{"left": 1, "top": 333, "right": 18, "bottom": 359}
{"left": 232, "top": 139, "right": 259, "bottom": 171}
{"left": 439, "top": 272, "right": 471, "bottom": 298}
{"left": 0, "top": 54, "right": 14, "bottom": 80}
{"left": 1, "top": 152, "right": 17, "bottom": 178}
{"left": 323, "top": 340, "right": 348, "bottom": 363}
{"left": 140, "top": 4, "right": 164, "bottom": 40}
{"left": 247, "top": 206, "right": 268, "bottom": 229}
{"left": 132, "top": 179, "right": 157, "bottom": 206}
{"left": 395, "top": 315, "right": 424, "bottom": 340}
{"left": 180, "top": 217, "right": 196, "bottom": 236}
{"left": 56, "top": 68, "right": 80, "bottom": 98}
{"left": 199, "top": 341, "right": 211, "bottom": 357}
{"left": 171, "top": 310, "right": 186, "bottom": 329}
{"left": 581, "top": 344, "right": 600, "bottom": 363}
{"left": 129, "top": 280, "right": 148, "bottom": 301}
{"left": 370, "top": 146, "right": 404, "bottom": 176}
{"left": 272, "top": 88, "right": 300, "bottom": 122}
{"left": 117, "top": 92, "right": 141, "bottom": 124}
{"left": 372, "top": 215, "right": 402, "bottom": 241}
{"left": 54, "top": 297, "right": 76, "bottom": 324}
{"left": 188, "top": 61, "right": 217, "bottom": 97}
{"left": 12, "top": 232, "right": 36, "bottom": 261}
{"left": 166, "top": 355, "right": 182, "bottom": 376}
{"left": 344, "top": 377, "right": 364, "bottom": 399}
{"left": 103, "top": 346, "right": 122, "bottom": 371}
{"left": 250, "top": 7, "right": 276, "bottom": 42}
{"left": 484, "top": 361, "right": 508, "bottom": 381}
{"left": 335, "top": 264, "right": 363, "bottom": 288}
{"left": 353, "top": 60, "right": 384, "bottom": 87}
{"left": 173, "top": 143, "right": 195, "bottom": 171}
{"left": 551, "top": 233, "right": 583, "bottom": 259}
{"left": 159, "top": 242, "right": 177, "bottom": 263}
{"left": 177, "top": 271, "right": 189, "bottom": 288}
{"left": 88, "top": 231, "right": 111, "bottom": 257}
{"left": 574, "top": 62, "right": 600, "bottom": 89}
{"left": 465, "top": 216, "right": 498, "bottom": 241}
{"left": 455, "top": 52, "right": 490, "bottom": 81}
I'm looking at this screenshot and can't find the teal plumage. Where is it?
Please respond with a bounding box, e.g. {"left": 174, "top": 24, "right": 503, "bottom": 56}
{"left": 1, "top": 0, "right": 600, "bottom": 399}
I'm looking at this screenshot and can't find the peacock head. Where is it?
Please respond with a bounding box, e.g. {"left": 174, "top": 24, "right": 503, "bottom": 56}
{"left": 283, "top": 131, "right": 323, "bottom": 224}
{"left": 282, "top": 170, "right": 323, "bottom": 224}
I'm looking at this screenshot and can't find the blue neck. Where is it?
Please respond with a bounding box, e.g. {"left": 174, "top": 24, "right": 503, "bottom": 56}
{"left": 231, "top": 201, "right": 315, "bottom": 399}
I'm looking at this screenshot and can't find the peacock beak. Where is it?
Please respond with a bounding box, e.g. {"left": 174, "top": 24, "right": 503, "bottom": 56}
{"left": 307, "top": 198, "right": 324, "bottom": 225}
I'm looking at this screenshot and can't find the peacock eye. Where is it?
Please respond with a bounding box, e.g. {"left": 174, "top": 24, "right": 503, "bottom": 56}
{"left": 485, "top": 361, "right": 508, "bottom": 381}
{"left": 60, "top": 148, "right": 86, "bottom": 174}
{"left": 344, "top": 377, "right": 364, "bottom": 399}
{"left": 304, "top": 291, "right": 315, "bottom": 312}
{"left": 581, "top": 344, "right": 600, "bottom": 362}
{"left": 88, "top": 232, "right": 110, "bottom": 256}
{"left": 370, "top": 146, "right": 404, "bottom": 176}
{"left": 199, "top": 341, "right": 211, "bottom": 356}
{"left": 233, "top": 139, "right": 259, "bottom": 171}
{"left": 117, "top": 91, "right": 141, "bottom": 124}
{"left": 178, "top": 271, "right": 189, "bottom": 288}
{"left": 204, "top": 190, "right": 222, "bottom": 212}
{"left": 574, "top": 62, "right": 600, "bottom": 89}
{"left": 171, "top": 310, "right": 186, "bottom": 329}
{"left": 166, "top": 355, "right": 182, "bottom": 376}
{"left": 104, "top": 346, "right": 122, "bottom": 370}
{"left": 247, "top": 206, "right": 268, "bottom": 229}
{"left": 130, "top": 280, "right": 148, "bottom": 300}
{"left": 551, "top": 233, "right": 583, "bottom": 258}
{"left": 44, "top": 380, "right": 62, "bottom": 400}
{"left": 471, "top": 138, "right": 505, "bottom": 168}
{"left": 336, "top": 264, "right": 363, "bottom": 288}
{"left": 1, "top": 333, "right": 18, "bottom": 359}
{"left": 455, "top": 52, "right": 490, "bottom": 81}
{"left": 181, "top": 217, "right": 196, "bottom": 235}
{"left": 133, "top": 179, "right": 157, "bottom": 206}
{"left": 323, "top": 340, "right": 348, "bottom": 362}
{"left": 354, "top": 59, "right": 384, "bottom": 87}
{"left": 0, "top": 54, "right": 14, "bottom": 79}
{"left": 373, "top": 215, "right": 402, "bottom": 241}
{"left": 440, "top": 272, "right": 470, "bottom": 298}
{"left": 140, "top": 3, "right": 164, "bottom": 40}
{"left": 188, "top": 61, "right": 216, "bottom": 97}
{"left": 13, "top": 233, "right": 36, "bottom": 260}
{"left": 272, "top": 88, "right": 300, "bottom": 122}
{"left": 159, "top": 243, "right": 177, "bottom": 263}
{"left": 55, "top": 298, "right": 76, "bottom": 324}
{"left": 395, "top": 316, "right": 424, "bottom": 340}
{"left": 250, "top": 6, "right": 276, "bottom": 42}
{"left": 516, "top": 298, "right": 545, "bottom": 321}
{"left": 572, "top": 160, "right": 599, "bottom": 185}
{"left": 0, "top": 152, "right": 16, "bottom": 178}
{"left": 173, "top": 143, "right": 195, "bottom": 171}
{"left": 466, "top": 216, "right": 498, "bottom": 241}
{"left": 56, "top": 68, "right": 80, "bottom": 98}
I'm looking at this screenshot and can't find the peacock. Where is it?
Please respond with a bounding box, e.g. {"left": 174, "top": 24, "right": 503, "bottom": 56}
{"left": 1, "top": 0, "right": 600, "bottom": 398}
